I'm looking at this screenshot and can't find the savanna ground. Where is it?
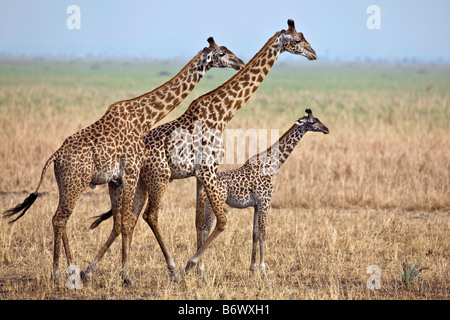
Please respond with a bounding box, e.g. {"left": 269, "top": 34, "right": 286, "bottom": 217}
{"left": 0, "top": 58, "right": 449, "bottom": 300}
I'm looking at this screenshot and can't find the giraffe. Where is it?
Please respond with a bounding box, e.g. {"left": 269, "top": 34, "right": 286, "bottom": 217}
{"left": 197, "top": 109, "right": 329, "bottom": 278}
{"left": 89, "top": 19, "right": 317, "bottom": 284}
{"left": 2, "top": 37, "right": 244, "bottom": 287}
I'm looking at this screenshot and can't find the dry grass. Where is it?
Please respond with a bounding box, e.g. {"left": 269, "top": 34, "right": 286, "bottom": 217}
{"left": 0, "top": 59, "right": 449, "bottom": 300}
{"left": 1, "top": 195, "right": 448, "bottom": 300}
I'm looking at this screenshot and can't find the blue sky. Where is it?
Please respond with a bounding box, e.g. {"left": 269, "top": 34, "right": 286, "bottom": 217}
{"left": 0, "top": 0, "right": 449, "bottom": 62}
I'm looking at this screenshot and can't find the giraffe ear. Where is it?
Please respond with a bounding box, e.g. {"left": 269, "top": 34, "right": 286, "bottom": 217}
{"left": 202, "top": 46, "right": 212, "bottom": 55}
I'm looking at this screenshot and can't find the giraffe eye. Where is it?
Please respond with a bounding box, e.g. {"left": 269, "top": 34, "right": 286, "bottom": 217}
{"left": 219, "top": 52, "right": 225, "bottom": 57}
{"left": 295, "top": 40, "right": 301, "bottom": 44}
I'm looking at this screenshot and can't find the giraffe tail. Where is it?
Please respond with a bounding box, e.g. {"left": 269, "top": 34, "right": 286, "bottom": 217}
{"left": 89, "top": 209, "right": 113, "bottom": 230}
{"left": 2, "top": 151, "right": 58, "bottom": 224}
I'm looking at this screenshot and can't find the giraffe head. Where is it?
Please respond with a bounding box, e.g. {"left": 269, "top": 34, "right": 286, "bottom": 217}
{"left": 199, "top": 37, "right": 245, "bottom": 72}
{"left": 295, "top": 109, "right": 329, "bottom": 134}
{"left": 280, "top": 19, "right": 317, "bottom": 60}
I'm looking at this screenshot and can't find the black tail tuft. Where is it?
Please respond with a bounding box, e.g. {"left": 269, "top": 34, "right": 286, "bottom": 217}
{"left": 3, "top": 192, "right": 38, "bottom": 224}
{"left": 89, "top": 209, "right": 113, "bottom": 230}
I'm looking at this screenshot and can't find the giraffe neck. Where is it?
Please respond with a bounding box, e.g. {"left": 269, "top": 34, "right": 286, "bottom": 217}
{"left": 106, "top": 50, "right": 207, "bottom": 134}
{"left": 186, "top": 32, "right": 283, "bottom": 131}
{"left": 250, "top": 123, "right": 306, "bottom": 176}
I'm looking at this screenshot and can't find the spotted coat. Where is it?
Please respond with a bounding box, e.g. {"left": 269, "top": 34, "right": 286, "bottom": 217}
{"left": 199, "top": 109, "right": 329, "bottom": 277}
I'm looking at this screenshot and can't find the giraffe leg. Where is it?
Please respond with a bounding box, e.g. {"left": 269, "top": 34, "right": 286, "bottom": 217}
{"left": 185, "top": 170, "right": 227, "bottom": 274}
{"left": 197, "top": 190, "right": 225, "bottom": 274}
{"left": 52, "top": 204, "right": 73, "bottom": 287}
{"left": 250, "top": 207, "right": 260, "bottom": 274}
{"left": 82, "top": 179, "right": 147, "bottom": 283}
{"left": 52, "top": 193, "right": 85, "bottom": 287}
{"left": 81, "top": 181, "right": 121, "bottom": 283}
{"left": 195, "top": 179, "right": 207, "bottom": 275}
{"left": 52, "top": 159, "right": 91, "bottom": 287}
{"left": 256, "top": 201, "right": 270, "bottom": 279}
{"left": 202, "top": 201, "right": 216, "bottom": 242}
{"left": 119, "top": 172, "right": 140, "bottom": 288}
{"left": 142, "top": 174, "right": 178, "bottom": 282}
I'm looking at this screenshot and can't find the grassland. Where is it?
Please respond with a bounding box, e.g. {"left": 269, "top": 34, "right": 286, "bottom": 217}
{"left": 0, "top": 57, "right": 449, "bottom": 300}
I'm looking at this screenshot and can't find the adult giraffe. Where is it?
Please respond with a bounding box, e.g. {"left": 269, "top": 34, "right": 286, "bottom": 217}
{"left": 2, "top": 37, "right": 244, "bottom": 286}
{"left": 90, "top": 19, "right": 317, "bottom": 284}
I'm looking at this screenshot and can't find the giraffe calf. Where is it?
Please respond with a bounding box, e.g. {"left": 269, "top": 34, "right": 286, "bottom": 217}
{"left": 197, "top": 109, "right": 329, "bottom": 278}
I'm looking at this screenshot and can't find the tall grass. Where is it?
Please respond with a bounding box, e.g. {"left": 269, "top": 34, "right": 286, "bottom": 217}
{"left": 0, "top": 58, "right": 448, "bottom": 299}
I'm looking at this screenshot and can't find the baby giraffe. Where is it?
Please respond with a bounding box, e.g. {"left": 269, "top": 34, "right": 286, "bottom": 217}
{"left": 197, "top": 109, "right": 329, "bottom": 277}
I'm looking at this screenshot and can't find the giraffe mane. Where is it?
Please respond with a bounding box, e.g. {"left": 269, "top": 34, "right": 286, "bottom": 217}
{"left": 185, "top": 32, "right": 282, "bottom": 112}
{"left": 115, "top": 50, "right": 204, "bottom": 104}
{"left": 245, "top": 122, "right": 297, "bottom": 165}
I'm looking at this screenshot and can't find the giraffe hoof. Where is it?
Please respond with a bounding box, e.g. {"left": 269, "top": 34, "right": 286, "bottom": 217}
{"left": 184, "top": 260, "right": 196, "bottom": 275}
{"left": 120, "top": 270, "right": 137, "bottom": 288}
{"left": 80, "top": 270, "right": 89, "bottom": 284}
{"left": 51, "top": 271, "right": 63, "bottom": 289}
{"left": 169, "top": 270, "right": 180, "bottom": 283}
{"left": 196, "top": 265, "right": 205, "bottom": 276}
{"left": 122, "top": 278, "right": 137, "bottom": 289}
